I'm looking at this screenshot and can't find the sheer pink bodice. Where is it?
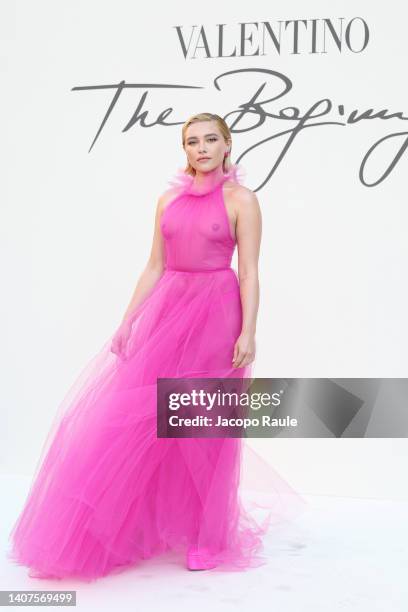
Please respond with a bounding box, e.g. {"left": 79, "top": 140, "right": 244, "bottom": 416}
{"left": 160, "top": 164, "right": 244, "bottom": 272}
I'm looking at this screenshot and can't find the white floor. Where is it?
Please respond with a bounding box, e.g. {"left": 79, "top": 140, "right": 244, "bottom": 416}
{"left": 1, "top": 476, "right": 407, "bottom": 612}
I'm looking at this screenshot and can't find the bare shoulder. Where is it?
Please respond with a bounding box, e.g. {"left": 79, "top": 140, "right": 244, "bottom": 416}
{"left": 223, "top": 180, "right": 260, "bottom": 210}
{"left": 157, "top": 187, "right": 183, "bottom": 212}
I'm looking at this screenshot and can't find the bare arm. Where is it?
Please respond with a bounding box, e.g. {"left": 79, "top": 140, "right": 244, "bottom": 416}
{"left": 233, "top": 188, "right": 262, "bottom": 368}
{"left": 120, "top": 190, "right": 175, "bottom": 323}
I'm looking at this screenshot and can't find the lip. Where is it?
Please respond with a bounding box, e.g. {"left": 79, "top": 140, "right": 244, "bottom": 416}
{"left": 197, "top": 157, "right": 210, "bottom": 161}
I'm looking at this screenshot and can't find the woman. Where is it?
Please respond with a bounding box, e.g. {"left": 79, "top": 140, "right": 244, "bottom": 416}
{"left": 7, "top": 112, "right": 305, "bottom": 581}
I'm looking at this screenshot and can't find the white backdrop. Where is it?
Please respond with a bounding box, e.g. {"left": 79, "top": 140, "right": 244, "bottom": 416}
{"left": 2, "top": 0, "right": 407, "bottom": 499}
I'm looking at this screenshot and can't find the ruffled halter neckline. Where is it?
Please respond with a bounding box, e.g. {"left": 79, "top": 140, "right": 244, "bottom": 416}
{"left": 167, "top": 162, "right": 245, "bottom": 196}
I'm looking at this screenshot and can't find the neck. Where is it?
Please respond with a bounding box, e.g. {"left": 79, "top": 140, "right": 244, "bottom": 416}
{"left": 191, "top": 165, "right": 225, "bottom": 194}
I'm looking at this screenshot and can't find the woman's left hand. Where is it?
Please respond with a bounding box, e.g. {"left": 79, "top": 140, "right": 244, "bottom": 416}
{"left": 232, "top": 331, "right": 256, "bottom": 369}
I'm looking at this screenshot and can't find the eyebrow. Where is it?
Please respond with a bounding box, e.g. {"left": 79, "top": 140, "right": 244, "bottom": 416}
{"left": 186, "top": 133, "right": 219, "bottom": 140}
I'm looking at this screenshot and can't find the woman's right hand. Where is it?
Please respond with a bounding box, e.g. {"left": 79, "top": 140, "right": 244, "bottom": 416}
{"left": 110, "top": 320, "right": 132, "bottom": 359}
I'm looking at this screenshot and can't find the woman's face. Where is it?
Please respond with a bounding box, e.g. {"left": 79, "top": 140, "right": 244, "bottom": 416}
{"left": 184, "top": 121, "right": 230, "bottom": 173}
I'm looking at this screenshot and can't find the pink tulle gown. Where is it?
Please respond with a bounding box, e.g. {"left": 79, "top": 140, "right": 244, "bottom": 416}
{"left": 7, "top": 163, "right": 307, "bottom": 581}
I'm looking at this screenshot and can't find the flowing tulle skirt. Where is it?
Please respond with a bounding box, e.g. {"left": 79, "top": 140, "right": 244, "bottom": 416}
{"left": 7, "top": 268, "right": 307, "bottom": 581}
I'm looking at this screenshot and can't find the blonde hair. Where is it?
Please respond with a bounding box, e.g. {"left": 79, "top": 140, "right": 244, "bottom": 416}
{"left": 181, "top": 113, "right": 232, "bottom": 176}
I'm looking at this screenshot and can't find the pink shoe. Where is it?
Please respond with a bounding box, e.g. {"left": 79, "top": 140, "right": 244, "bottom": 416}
{"left": 186, "top": 547, "right": 217, "bottom": 571}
